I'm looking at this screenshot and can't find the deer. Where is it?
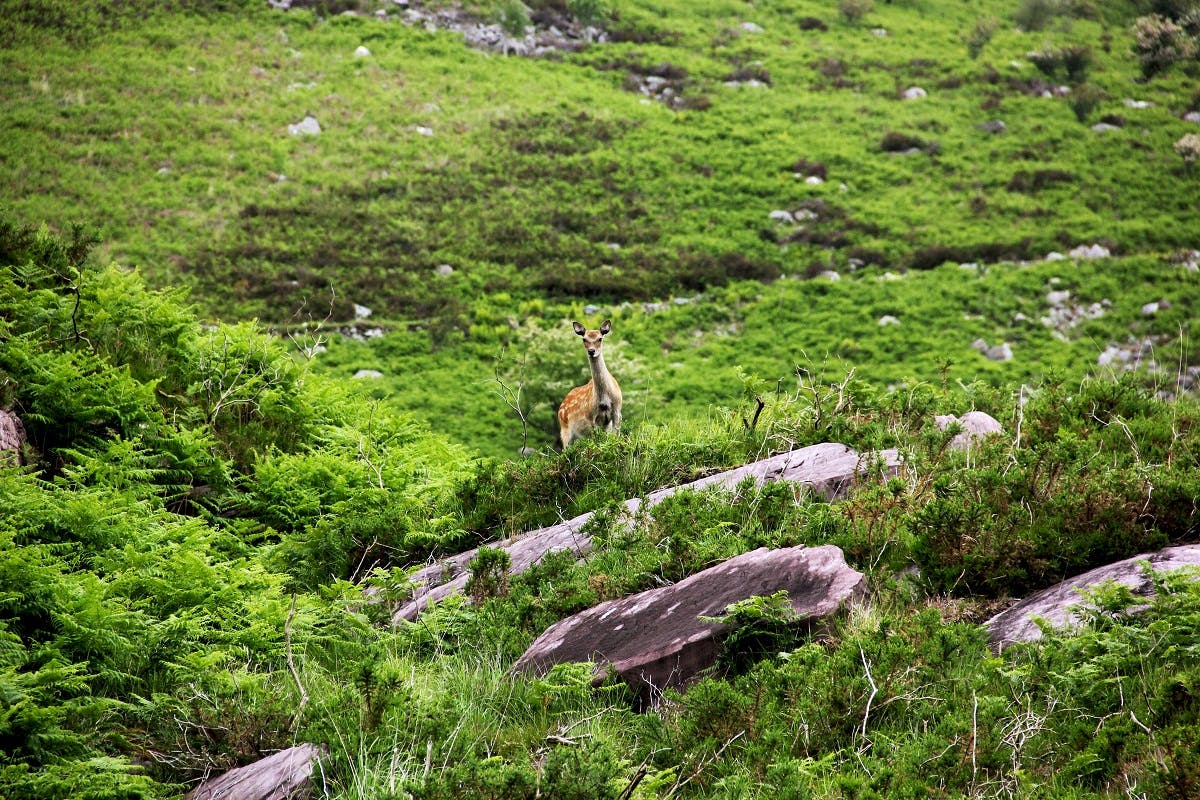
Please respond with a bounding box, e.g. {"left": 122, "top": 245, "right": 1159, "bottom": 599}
{"left": 557, "top": 320, "right": 623, "bottom": 449}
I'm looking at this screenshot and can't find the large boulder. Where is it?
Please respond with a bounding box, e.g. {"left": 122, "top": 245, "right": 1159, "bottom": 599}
{"left": 393, "top": 443, "right": 901, "bottom": 622}
{"left": 513, "top": 545, "right": 865, "bottom": 706}
{"left": 984, "top": 545, "right": 1200, "bottom": 651}
{"left": 186, "top": 743, "right": 324, "bottom": 800}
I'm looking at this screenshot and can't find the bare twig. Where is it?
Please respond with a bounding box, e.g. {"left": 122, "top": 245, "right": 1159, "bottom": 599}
{"left": 860, "top": 646, "right": 879, "bottom": 741}
{"left": 494, "top": 355, "right": 530, "bottom": 452}
{"left": 285, "top": 594, "right": 309, "bottom": 731}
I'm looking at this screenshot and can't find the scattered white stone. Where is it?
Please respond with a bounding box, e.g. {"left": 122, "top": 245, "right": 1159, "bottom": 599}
{"left": 583, "top": 304, "right": 602, "bottom": 315}
{"left": 287, "top": 115, "right": 321, "bottom": 136}
{"left": 878, "top": 315, "right": 901, "bottom": 326}
{"left": 354, "top": 45, "right": 371, "bottom": 58}
{"left": 973, "top": 339, "right": 1013, "bottom": 362}
{"left": 1185, "top": 112, "right": 1200, "bottom": 124}
{"left": 870, "top": 28, "right": 889, "bottom": 37}
{"left": 287, "top": 81, "right": 317, "bottom": 91}
{"left": 1091, "top": 123, "right": 1120, "bottom": 133}
{"left": 435, "top": 264, "right": 455, "bottom": 276}
{"left": 1142, "top": 301, "right": 1160, "bottom": 315}
{"left": 902, "top": 87, "right": 927, "bottom": 100}
{"left": 1123, "top": 98, "right": 1153, "bottom": 108}
{"left": 1044, "top": 251, "right": 1066, "bottom": 262}
{"left": 819, "top": 270, "right": 841, "bottom": 281}
{"left": 1070, "top": 243, "right": 1110, "bottom": 260}
{"left": 987, "top": 343, "right": 1014, "bottom": 362}
{"left": 740, "top": 21, "right": 763, "bottom": 33}
{"left": 414, "top": 125, "right": 434, "bottom": 136}
{"left": 794, "top": 209, "right": 819, "bottom": 222}
{"left": 769, "top": 210, "right": 795, "bottom": 223}
{"left": 959, "top": 262, "right": 979, "bottom": 272}
{"left": 157, "top": 166, "right": 170, "bottom": 175}
{"left": 353, "top": 304, "right": 372, "bottom": 320}
{"left": 978, "top": 120, "right": 1007, "bottom": 134}
{"left": 805, "top": 175, "right": 824, "bottom": 185}
{"left": 1013, "top": 312, "right": 1029, "bottom": 322}
{"left": 1097, "top": 346, "right": 1130, "bottom": 367}
{"left": 880, "top": 271, "right": 902, "bottom": 281}
{"left": 1047, "top": 290, "right": 1071, "bottom": 307}
{"left": 353, "top": 369, "right": 384, "bottom": 380}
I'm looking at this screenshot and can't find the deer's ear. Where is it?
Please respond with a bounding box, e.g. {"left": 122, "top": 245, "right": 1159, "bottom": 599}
{"left": 572, "top": 321, "right": 585, "bottom": 336}
{"left": 599, "top": 320, "right": 611, "bottom": 335}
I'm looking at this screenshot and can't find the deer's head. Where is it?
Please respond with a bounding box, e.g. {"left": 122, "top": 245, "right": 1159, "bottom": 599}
{"left": 572, "top": 320, "right": 611, "bottom": 359}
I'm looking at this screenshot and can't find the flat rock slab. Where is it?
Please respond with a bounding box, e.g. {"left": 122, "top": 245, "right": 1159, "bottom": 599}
{"left": 187, "top": 743, "right": 323, "bottom": 800}
{"left": 984, "top": 544, "right": 1200, "bottom": 651}
{"left": 512, "top": 545, "right": 865, "bottom": 704}
{"left": 393, "top": 443, "right": 900, "bottom": 622}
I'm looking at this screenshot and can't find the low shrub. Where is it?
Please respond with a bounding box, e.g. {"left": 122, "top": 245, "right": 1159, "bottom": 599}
{"left": 1132, "top": 14, "right": 1198, "bottom": 78}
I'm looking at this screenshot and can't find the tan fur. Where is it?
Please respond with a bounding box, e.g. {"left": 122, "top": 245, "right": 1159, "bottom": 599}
{"left": 557, "top": 320, "right": 623, "bottom": 448}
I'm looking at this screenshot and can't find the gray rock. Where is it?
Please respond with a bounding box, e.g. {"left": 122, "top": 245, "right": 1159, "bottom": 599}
{"left": 1141, "top": 301, "right": 1160, "bottom": 315}
{"left": 352, "top": 369, "right": 383, "bottom": 380}
{"left": 392, "top": 443, "right": 902, "bottom": 622}
{"left": 353, "top": 303, "right": 372, "bottom": 319}
{"left": 1091, "top": 123, "right": 1120, "bottom": 133}
{"left": 978, "top": 120, "right": 1007, "bottom": 134}
{"left": 1123, "top": 98, "right": 1153, "bottom": 109}
{"left": 513, "top": 545, "right": 865, "bottom": 705}
{"left": 435, "top": 264, "right": 455, "bottom": 277}
{"left": 935, "top": 410, "right": 1004, "bottom": 450}
{"left": 1047, "top": 290, "right": 1071, "bottom": 307}
{"left": 354, "top": 45, "right": 371, "bottom": 57}
{"left": 769, "top": 209, "right": 795, "bottom": 223}
{"left": 1185, "top": 111, "right": 1200, "bottom": 124}
{"left": 740, "top": 21, "right": 764, "bottom": 33}
{"left": 1070, "top": 243, "right": 1111, "bottom": 260}
{"left": 187, "top": 743, "right": 325, "bottom": 800}
{"left": 287, "top": 115, "right": 320, "bottom": 136}
{"left": 902, "top": 87, "right": 927, "bottom": 100}
{"left": 1, "top": 409, "right": 25, "bottom": 465}
{"left": 973, "top": 339, "right": 1012, "bottom": 361}
{"left": 878, "top": 315, "right": 901, "bottom": 326}
{"left": 984, "top": 545, "right": 1200, "bottom": 651}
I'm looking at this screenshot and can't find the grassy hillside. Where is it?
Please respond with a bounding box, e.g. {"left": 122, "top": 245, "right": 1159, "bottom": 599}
{"left": 2, "top": 214, "right": 1200, "bottom": 800}
{"left": 4, "top": 0, "right": 1197, "bottom": 457}
{"left": 3, "top": 0, "right": 1200, "bottom": 798}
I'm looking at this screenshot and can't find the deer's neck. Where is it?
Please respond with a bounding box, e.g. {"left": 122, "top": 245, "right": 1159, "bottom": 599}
{"left": 589, "top": 354, "right": 618, "bottom": 400}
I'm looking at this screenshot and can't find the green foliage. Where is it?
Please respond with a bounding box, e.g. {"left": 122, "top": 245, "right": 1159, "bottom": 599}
{"left": 702, "top": 591, "right": 807, "bottom": 675}
{"left": 495, "top": 0, "right": 531, "bottom": 38}
{"left": 965, "top": 15, "right": 1000, "bottom": 59}
{"left": 1132, "top": 13, "right": 1200, "bottom": 77}
{"left": 838, "top": 0, "right": 874, "bottom": 25}
{"left": 466, "top": 546, "right": 513, "bottom": 603}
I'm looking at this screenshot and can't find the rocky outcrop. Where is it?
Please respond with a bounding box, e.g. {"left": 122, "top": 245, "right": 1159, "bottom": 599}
{"left": 187, "top": 743, "right": 324, "bottom": 800}
{"left": 1, "top": 409, "right": 25, "bottom": 465}
{"left": 984, "top": 545, "right": 1200, "bottom": 651}
{"left": 392, "top": 443, "right": 902, "bottom": 622}
{"left": 513, "top": 545, "right": 865, "bottom": 705}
